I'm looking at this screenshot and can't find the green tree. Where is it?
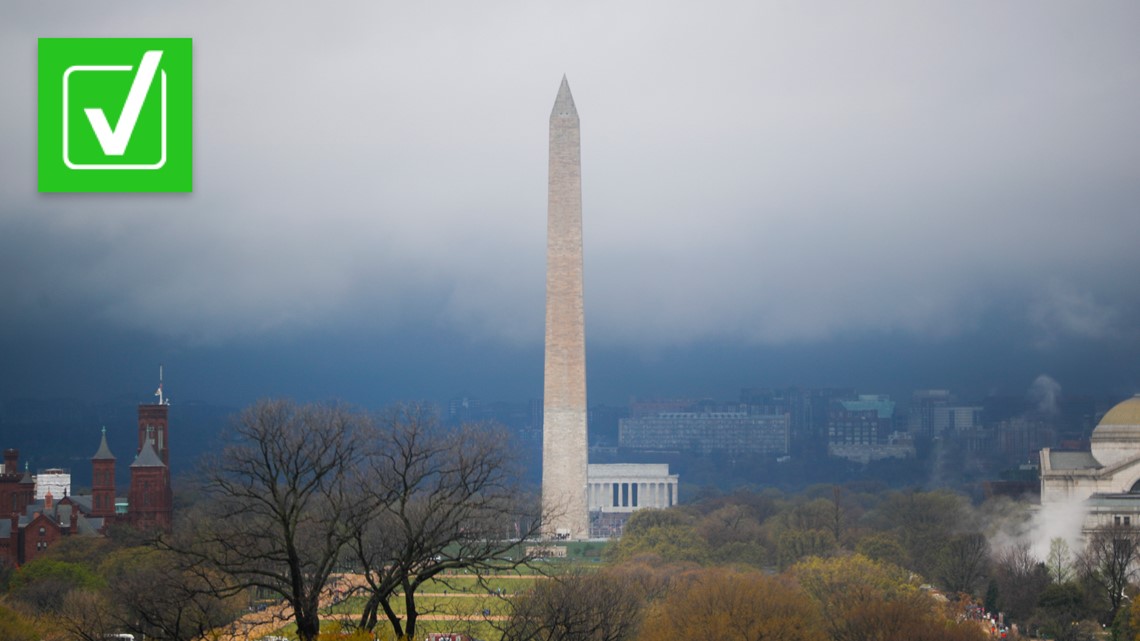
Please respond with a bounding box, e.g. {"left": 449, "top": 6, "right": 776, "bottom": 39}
{"left": 777, "top": 528, "right": 838, "bottom": 569}
{"left": 637, "top": 567, "right": 825, "bottom": 641}
{"left": 696, "top": 503, "right": 763, "bottom": 548}
{"left": 0, "top": 558, "right": 13, "bottom": 592}
{"left": 838, "top": 597, "right": 988, "bottom": 641}
{"left": 604, "top": 558, "right": 677, "bottom": 602}
{"left": 872, "top": 490, "right": 969, "bottom": 578}
{"left": 801, "top": 485, "right": 864, "bottom": 546}
{"left": 607, "top": 509, "right": 707, "bottom": 564}
{"left": 34, "top": 535, "right": 114, "bottom": 567}
{"left": 854, "top": 532, "right": 907, "bottom": 566}
{"left": 1048, "top": 536, "right": 1075, "bottom": 583}
{"left": 791, "top": 554, "right": 923, "bottom": 641}
{"left": 697, "top": 504, "right": 768, "bottom": 567}
{"left": 791, "top": 554, "right": 985, "bottom": 641}
{"left": 7, "top": 558, "right": 105, "bottom": 613}
{"left": 1036, "top": 582, "right": 1091, "bottom": 641}
{"left": 936, "top": 533, "right": 990, "bottom": 597}
{"left": 1124, "top": 591, "right": 1140, "bottom": 641}
{"left": 778, "top": 498, "right": 840, "bottom": 534}
{"left": 0, "top": 603, "right": 37, "bottom": 641}
{"left": 710, "top": 539, "right": 769, "bottom": 567}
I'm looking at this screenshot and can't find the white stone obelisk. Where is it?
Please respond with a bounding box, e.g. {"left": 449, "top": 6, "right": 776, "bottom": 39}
{"left": 542, "top": 76, "right": 588, "bottom": 540}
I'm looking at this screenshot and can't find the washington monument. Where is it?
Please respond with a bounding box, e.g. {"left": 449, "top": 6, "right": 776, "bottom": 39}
{"left": 542, "top": 76, "right": 588, "bottom": 539}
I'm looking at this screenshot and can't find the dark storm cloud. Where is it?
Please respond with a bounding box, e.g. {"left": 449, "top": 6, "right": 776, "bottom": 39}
{"left": 1, "top": 1, "right": 1138, "bottom": 360}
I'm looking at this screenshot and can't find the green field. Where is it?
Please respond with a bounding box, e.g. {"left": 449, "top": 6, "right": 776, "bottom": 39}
{"left": 323, "top": 593, "right": 512, "bottom": 617}
{"left": 257, "top": 618, "right": 504, "bottom": 641}
{"left": 255, "top": 554, "right": 613, "bottom": 641}
{"left": 248, "top": 544, "right": 613, "bottom": 640}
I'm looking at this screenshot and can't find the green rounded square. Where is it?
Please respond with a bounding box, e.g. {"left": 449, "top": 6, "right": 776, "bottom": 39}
{"left": 38, "top": 38, "right": 193, "bottom": 193}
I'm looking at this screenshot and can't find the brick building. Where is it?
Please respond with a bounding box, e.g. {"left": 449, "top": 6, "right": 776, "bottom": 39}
{"left": 1, "top": 378, "right": 175, "bottom": 568}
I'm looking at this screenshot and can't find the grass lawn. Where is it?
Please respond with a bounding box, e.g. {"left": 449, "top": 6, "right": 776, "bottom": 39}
{"left": 247, "top": 550, "right": 614, "bottom": 640}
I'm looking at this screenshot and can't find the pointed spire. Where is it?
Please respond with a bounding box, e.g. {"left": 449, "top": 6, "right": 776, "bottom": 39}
{"left": 551, "top": 75, "right": 578, "bottom": 119}
{"left": 93, "top": 426, "right": 115, "bottom": 460}
{"left": 131, "top": 437, "right": 165, "bottom": 468}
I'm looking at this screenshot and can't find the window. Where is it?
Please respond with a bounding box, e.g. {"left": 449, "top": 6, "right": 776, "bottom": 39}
{"left": 38, "top": 527, "right": 45, "bottom": 536}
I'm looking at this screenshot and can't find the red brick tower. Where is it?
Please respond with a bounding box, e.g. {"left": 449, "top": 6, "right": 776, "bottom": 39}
{"left": 1, "top": 449, "right": 35, "bottom": 518}
{"left": 91, "top": 427, "right": 116, "bottom": 518}
{"left": 128, "top": 436, "right": 171, "bottom": 532}
{"left": 128, "top": 370, "right": 173, "bottom": 532}
{"left": 137, "top": 371, "right": 170, "bottom": 467}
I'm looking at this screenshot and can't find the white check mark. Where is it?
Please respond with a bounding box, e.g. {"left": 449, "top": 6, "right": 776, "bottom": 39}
{"left": 85, "top": 50, "right": 163, "bottom": 156}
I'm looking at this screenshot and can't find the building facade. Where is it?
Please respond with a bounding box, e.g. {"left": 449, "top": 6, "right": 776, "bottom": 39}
{"left": 908, "top": 389, "right": 952, "bottom": 437}
{"left": 587, "top": 464, "right": 679, "bottom": 514}
{"left": 1040, "top": 395, "right": 1140, "bottom": 532}
{"left": 619, "top": 412, "right": 790, "bottom": 456}
{"left": 34, "top": 469, "right": 71, "bottom": 501}
{"left": 586, "top": 463, "right": 679, "bottom": 538}
{"left": 0, "top": 449, "right": 97, "bottom": 568}
{"left": 933, "top": 406, "right": 984, "bottom": 433}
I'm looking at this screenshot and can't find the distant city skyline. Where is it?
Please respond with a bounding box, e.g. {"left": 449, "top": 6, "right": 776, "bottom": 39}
{"left": 2, "top": 373, "right": 1118, "bottom": 501}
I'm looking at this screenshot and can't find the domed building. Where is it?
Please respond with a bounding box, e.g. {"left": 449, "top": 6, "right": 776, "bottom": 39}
{"left": 1040, "top": 395, "right": 1140, "bottom": 530}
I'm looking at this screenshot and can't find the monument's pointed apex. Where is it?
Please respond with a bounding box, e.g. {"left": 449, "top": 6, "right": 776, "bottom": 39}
{"left": 551, "top": 75, "right": 577, "bottom": 118}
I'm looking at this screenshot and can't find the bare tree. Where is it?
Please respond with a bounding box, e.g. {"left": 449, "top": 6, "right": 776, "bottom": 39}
{"left": 1077, "top": 523, "right": 1140, "bottom": 621}
{"left": 173, "top": 399, "right": 373, "bottom": 641}
{"left": 56, "top": 590, "right": 117, "bottom": 641}
{"left": 501, "top": 570, "right": 645, "bottom": 641}
{"left": 991, "top": 543, "right": 1049, "bottom": 622}
{"left": 105, "top": 547, "right": 243, "bottom": 641}
{"left": 348, "top": 404, "right": 541, "bottom": 641}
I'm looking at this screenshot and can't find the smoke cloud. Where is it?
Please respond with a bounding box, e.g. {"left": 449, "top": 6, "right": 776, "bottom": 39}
{"left": 1029, "top": 375, "right": 1062, "bottom": 416}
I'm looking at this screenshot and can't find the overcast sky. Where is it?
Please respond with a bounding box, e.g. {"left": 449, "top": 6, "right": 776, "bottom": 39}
{"left": 1, "top": 2, "right": 1138, "bottom": 407}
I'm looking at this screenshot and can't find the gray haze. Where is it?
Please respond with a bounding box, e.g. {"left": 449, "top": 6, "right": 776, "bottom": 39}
{"left": 1, "top": 2, "right": 1139, "bottom": 406}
